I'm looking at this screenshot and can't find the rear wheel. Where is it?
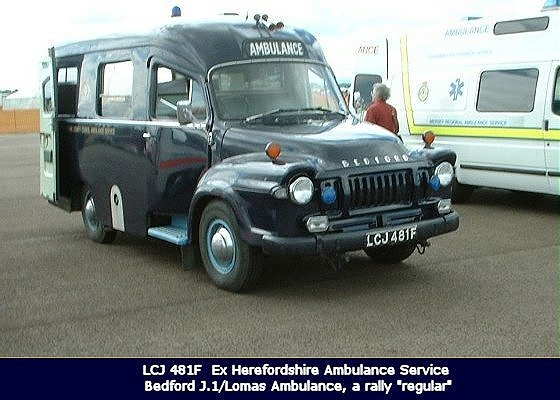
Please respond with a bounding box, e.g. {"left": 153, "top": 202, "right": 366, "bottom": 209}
{"left": 199, "top": 200, "right": 262, "bottom": 292}
{"left": 364, "top": 243, "right": 416, "bottom": 264}
{"left": 81, "top": 187, "right": 117, "bottom": 244}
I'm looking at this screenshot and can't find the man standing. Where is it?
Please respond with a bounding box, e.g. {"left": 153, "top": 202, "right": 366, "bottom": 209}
{"left": 364, "top": 83, "right": 400, "bottom": 138}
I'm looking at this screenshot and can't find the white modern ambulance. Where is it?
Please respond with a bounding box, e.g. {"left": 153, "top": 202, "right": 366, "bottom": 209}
{"left": 349, "top": 5, "right": 560, "bottom": 201}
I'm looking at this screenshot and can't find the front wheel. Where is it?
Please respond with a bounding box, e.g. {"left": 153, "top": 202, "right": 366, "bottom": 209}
{"left": 199, "top": 200, "right": 262, "bottom": 292}
{"left": 81, "top": 187, "right": 117, "bottom": 244}
{"left": 364, "top": 243, "right": 416, "bottom": 264}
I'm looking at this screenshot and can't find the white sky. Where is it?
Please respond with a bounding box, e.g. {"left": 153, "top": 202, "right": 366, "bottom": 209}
{"left": 0, "top": 0, "right": 545, "bottom": 96}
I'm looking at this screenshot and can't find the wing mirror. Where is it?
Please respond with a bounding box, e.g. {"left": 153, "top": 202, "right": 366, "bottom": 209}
{"left": 177, "top": 100, "right": 195, "bottom": 125}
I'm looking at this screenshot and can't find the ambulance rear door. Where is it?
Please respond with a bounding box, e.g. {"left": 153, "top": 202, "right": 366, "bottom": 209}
{"left": 39, "top": 48, "right": 58, "bottom": 203}
{"left": 544, "top": 63, "right": 560, "bottom": 195}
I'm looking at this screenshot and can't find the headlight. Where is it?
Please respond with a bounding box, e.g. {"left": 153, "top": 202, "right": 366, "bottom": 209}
{"left": 289, "top": 176, "right": 314, "bottom": 205}
{"left": 434, "top": 161, "right": 454, "bottom": 187}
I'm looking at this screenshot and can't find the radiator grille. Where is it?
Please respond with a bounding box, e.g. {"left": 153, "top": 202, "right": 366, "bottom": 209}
{"left": 347, "top": 169, "right": 429, "bottom": 209}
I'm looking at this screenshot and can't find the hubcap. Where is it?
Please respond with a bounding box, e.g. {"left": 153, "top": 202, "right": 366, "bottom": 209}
{"left": 84, "top": 195, "right": 99, "bottom": 231}
{"left": 211, "top": 227, "right": 234, "bottom": 264}
{"left": 207, "top": 220, "right": 236, "bottom": 274}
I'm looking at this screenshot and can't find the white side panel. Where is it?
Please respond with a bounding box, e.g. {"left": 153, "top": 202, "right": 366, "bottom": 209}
{"left": 110, "top": 185, "right": 125, "bottom": 231}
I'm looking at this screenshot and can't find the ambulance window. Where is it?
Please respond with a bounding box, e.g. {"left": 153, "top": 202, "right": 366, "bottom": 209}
{"left": 308, "top": 66, "right": 338, "bottom": 109}
{"left": 98, "top": 60, "right": 133, "bottom": 118}
{"left": 42, "top": 77, "right": 53, "bottom": 113}
{"left": 553, "top": 68, "right": 560, "bottom": 116}
{"left": 211, "top": 62, "right": 343, "bottom": 120}
{"left": 477, "top": 68, "right": 538, "bottom": 112}
{"left": 58, "top": 67, "right": 78, "bottom": 84}
{"left": 154, "top": 66, "right": 189, "bottom": 119}
{"left": 542, "top": 0, "right": 560, "bottom": 9}
{"left": 57, "top": 67, "right": 79, "bottom": 116}
{"left": 494, "top": 16, "right": 549, "bottom": 35}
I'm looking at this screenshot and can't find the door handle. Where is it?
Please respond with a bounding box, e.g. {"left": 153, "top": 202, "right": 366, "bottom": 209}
{"left": 142, "top": 132, "right": 151, "bottom": 139}
{"left": 40, "top": 132, "right": 51, "bottom": 149}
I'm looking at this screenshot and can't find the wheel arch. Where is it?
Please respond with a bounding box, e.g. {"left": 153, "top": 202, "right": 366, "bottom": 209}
{"left": 188, "top": 189, "right": 257, "bottom": 249}
{"left": 414, "top": 147, "right": 457, "bottom": 166}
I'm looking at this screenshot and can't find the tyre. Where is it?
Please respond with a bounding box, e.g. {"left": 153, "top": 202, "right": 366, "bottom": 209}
{"left": 364, "top": 243, "right": 416, "bottom": 264}
{"left": 199, "top": 200, "right": 262, "bottom": 292}
{"left": 81, "top": 186, "right": 117, "bottom": 244}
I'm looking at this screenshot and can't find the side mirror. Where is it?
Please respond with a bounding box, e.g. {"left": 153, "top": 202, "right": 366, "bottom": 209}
{"left": 177, "top": 100, "right": 195, "bottom": 125}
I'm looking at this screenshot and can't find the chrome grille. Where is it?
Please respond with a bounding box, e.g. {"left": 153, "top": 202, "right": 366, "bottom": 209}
{"left": 347, "top": 169, "right": 425, "bottom": 209}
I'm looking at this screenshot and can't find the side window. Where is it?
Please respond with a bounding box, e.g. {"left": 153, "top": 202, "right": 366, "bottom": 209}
{"left": 493, "top": 16, "right": 549, "bottom": 35}
{"left": 58, "top": 67, "right": 78, "bottom": 84}
{"left": 57, "top": 66, "right": 79, "bottom": 116}
{"left": 99, "top": 60, "right": 133, "bottom": 118}
{"left": 477, "top": 68, "right": 538, "bottom": 112}
{"left": 552, "top": 67, "right": 560, "bottom": 116}
{"left": 42, "top": 76, "right": 53, "bottom": 113}
{"left": 153, "top": 65, "right": 207, "bottom": 122}
{"left": 155, "top": 66, "right": 188, "bottom": 119}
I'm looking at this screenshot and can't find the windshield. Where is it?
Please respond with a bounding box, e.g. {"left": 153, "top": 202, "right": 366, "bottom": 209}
{"left": 210, "top": 61, "right": 348, "bottom": 121}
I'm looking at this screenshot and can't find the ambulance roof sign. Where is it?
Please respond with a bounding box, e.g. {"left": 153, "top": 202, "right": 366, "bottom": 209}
{"left": 244, "top": 40, "right": 307, "bottom": 58}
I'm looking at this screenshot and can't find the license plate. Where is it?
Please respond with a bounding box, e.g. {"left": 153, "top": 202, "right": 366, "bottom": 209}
{"left": 365, "top": 225, "right": 417, "bottom": 248}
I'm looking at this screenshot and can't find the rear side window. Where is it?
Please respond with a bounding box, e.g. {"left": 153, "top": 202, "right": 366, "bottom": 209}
{"left": 477, "top": 68, "right": 538, "bottom": 112}
{"left": 494, "top": 16, "right": 549, "bottom": 35}
{"left": 98, "top": 61, "right": 133, "bottom": 118}
{"left": 58, "top": 67, "right": 78, "bottom": 84}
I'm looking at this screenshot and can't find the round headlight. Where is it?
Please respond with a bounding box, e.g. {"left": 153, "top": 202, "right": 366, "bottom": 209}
{"left": 435, "top": 161, "right": 454, "bottom": 186}
{"left": 289, "top": 176, "right": 314, "bottom": 205}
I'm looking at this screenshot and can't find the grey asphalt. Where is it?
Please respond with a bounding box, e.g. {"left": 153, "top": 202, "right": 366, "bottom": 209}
{"left": 0, "top": 133, "right": 558, "bottom": 357}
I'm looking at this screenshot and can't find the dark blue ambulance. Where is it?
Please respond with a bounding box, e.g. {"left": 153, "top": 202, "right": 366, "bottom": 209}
{"left": 39, "top": 13, "right": 459, "bottom": 291}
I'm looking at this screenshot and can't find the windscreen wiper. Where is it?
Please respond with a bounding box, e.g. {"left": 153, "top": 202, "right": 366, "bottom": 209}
{"left": 298, "top": 107, "right": 346, "bottom": 119}
{"left": 244, "top": 107, "right": 346, "bottom": 124}
{"left": 244, "top": 109, "right": 284, "bottom": 123}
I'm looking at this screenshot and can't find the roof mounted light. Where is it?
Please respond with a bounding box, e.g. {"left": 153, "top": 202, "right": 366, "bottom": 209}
{"left": 254, "top": 13, "right": 285, "bottom": 30}
{"left": 171, "top": 6, "right": 181, "bottom": 17}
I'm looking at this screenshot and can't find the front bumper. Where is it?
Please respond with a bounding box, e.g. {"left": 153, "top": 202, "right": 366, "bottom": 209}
{"left": 261, "top": 211, "right": 459, "bottom": 256}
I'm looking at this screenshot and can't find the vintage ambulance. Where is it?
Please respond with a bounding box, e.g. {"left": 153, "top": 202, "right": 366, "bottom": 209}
{"left": 39, "top": 13, "right": 459, "bottom": 291}
{"left": 348, "top": 5, "right": 560, "bottom": 201}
